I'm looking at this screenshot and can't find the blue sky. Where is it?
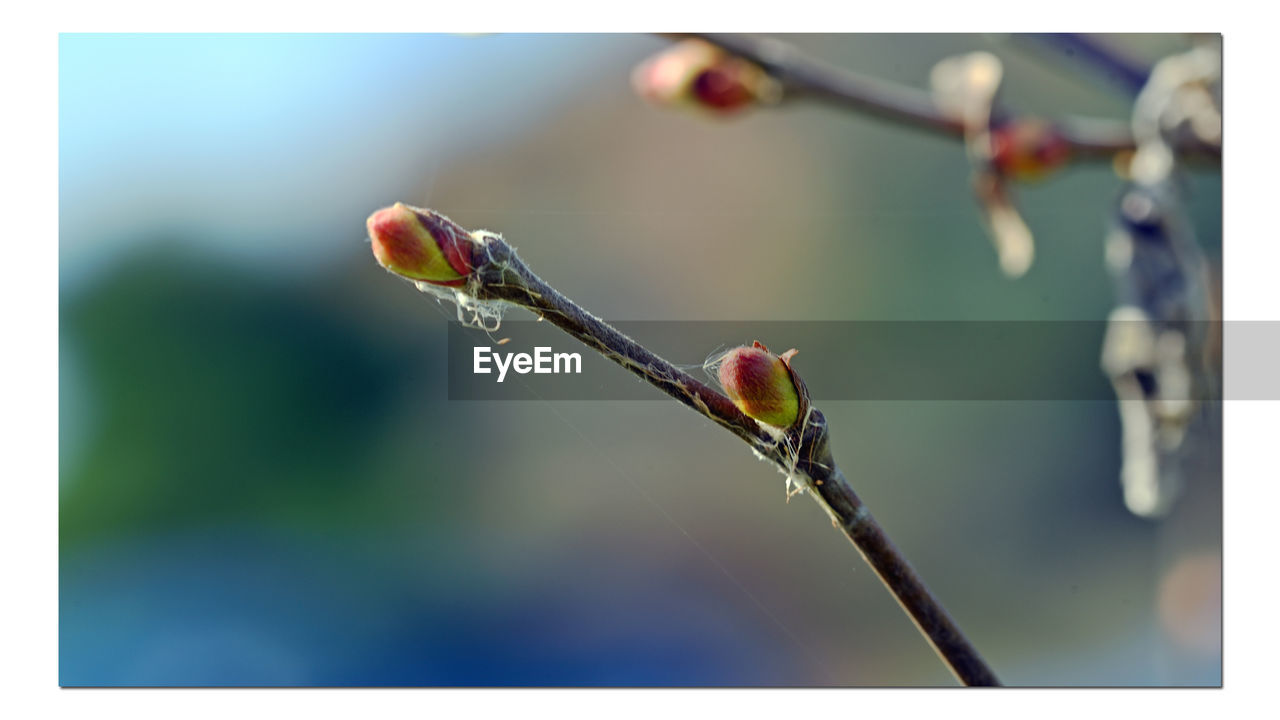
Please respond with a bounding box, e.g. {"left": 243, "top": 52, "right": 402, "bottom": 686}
{"left": 59, "top": 34, "right": 641, "bottom": 291}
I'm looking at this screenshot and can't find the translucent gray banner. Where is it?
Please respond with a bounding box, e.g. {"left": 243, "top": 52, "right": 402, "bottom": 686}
{"left": 444, "top": 321, "right": 1268, "bottom": 401}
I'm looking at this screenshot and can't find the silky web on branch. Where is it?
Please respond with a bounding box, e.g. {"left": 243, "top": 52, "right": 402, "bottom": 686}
{"left": 411, "top": 279, "right": 506, "bottom": 331}
{"left": 702, "top": 346, "right": 819, "bottom": 501}
{"left": 408, "top": 229, "right": 514, "bottom": 332}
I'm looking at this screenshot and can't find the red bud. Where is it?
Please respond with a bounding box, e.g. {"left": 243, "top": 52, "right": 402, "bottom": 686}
{"left": 989, "top": 119, "right": 1071, "bottom": 181}
{"left": 367, "top": 203, "right": 473, "bottom": 286}
{"left": 718, "top": 342, "right": 802, "bottom": 428}
{"left": 632, "top": 40, "right": 775, "bottom": 115}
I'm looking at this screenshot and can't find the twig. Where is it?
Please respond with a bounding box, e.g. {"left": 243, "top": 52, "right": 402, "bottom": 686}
{"left": 672, "top": 33, "right": 1218, "bottom": 161}
{"left": 455, "top": 221, "right": 1001, "bottom": 686}
{"left": 1026, "top": 33, "right": 1151, "bottom": 97}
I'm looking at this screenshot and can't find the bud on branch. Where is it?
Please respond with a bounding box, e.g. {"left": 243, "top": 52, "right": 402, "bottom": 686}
{"left": 988, "top": 119, "right": 1071, "bottom": 181}
{"left": 718, "top": 342, "right": 803, "bottom": 429}
{"left": 367, "top": 203, "right": 475, "bottom": 286}
{"left": 369, "top": 205, "right": 1000, "bottom": 686}
{"left": 633, "top": 39, "right": 780, "bottom": 115}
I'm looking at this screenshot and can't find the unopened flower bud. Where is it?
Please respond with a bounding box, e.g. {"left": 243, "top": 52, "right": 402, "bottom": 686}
{"left": 632, "top": 39, "right": 777, "bottom": 115}
{"left": 367, "top": 203, "right": 474, "bottom": 286}
{"left": 988, "top": 119, "right": 1071, "bottom": 181}
{"left": 718, "top": 342, "right": 801, "bottom": 428}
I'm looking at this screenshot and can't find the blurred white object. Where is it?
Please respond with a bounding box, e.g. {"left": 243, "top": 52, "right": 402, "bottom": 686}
{"left": 1101, "top": 39, "right": 1218, "bottom": 518}
{"left": 931, "top": 51, "right": 1036, "bottom": 278}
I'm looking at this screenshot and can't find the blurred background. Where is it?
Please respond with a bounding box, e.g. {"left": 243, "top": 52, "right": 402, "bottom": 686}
{"left": 59, "top": 34, "right": 1221, "bottom": 686}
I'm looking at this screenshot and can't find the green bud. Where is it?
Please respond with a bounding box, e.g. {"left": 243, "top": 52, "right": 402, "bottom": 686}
{"left": 718, "top": 342, "right": 801, "bottom": 428}
{"left": 367, "top": 203, "right": 473, "bottom": 286}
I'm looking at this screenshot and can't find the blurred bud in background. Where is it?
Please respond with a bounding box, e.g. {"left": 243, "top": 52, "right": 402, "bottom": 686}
{"left": 987, "top": 118, "right": 1071, "bottom": 181}
{"left": 632, "top": 39, "right": 781, "bottom": 115}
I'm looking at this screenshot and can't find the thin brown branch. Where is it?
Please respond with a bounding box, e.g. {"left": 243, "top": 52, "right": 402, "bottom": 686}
{"left": 450, "top": 221, "right": 1002, "bottom": 687}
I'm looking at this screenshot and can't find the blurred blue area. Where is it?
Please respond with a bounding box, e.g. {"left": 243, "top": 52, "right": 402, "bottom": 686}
{"left": 61, "top": 524, "right": 795, "bottom": 686}
{"left": 59, "top": 34, "right": 629, "bottom": 288}
{"left": 59, "top": 34, "right": 1221, "bottom": 686}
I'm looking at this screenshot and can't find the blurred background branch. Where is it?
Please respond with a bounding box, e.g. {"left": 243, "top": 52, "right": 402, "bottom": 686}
{"left": 639, "top": 31, "right": 1221, "bottom": 520}
{"left": 663, "top": 33, "right": 1219, "bottom": 161}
